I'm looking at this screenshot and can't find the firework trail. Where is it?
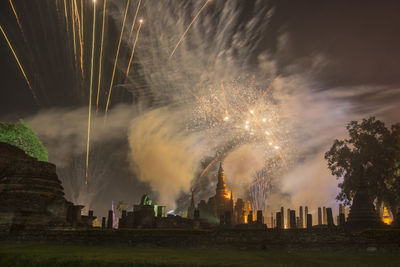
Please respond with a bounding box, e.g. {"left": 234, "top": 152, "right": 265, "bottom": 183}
{"left": 199, "top": 153, "right": 221, "bottom": 179}
{"left": 126, "top": 19, "right": 143, "bottom": 77}
{"left": 128, "top": 0, "right": 142, "bottom": 43}
{"left": 81, "top": 0, "right": 84, "bottom": 42}
{"left": 71, "top": 0, "right": 78, "bottom": 68}
{"left": 85, "top": 0, "right": 97, "bottom": 183}
{"left": 8, "top": 0, "right": 29, "bottom": 45}
{"left": 74, "top": 0, "right": 85, "bottom": 79}
{"left": 105, "top": 0, "right": 131, "bottom": 115}
{"left": 96, "top": 0, "right": 107, "bottom": 112}
{"left": 63, "top": 0, "right": 69, "bottom": 33}
{"left": 168, "top": 0, "right": 211, "bottom": 59}
{"left": 0, "top": 25, "right": 39, "bottom": 106}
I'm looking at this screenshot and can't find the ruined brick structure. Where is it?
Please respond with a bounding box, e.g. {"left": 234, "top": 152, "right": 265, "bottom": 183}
{"left": 0, "top": 142, "right": 92, "bottom": 230}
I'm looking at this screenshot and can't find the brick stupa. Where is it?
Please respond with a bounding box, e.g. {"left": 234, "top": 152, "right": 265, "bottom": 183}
{"left": 346, "top": 167, "right": 384, "bottom": 230}
{"left": 0, "top": 142, "right": 69, "bottom": 230}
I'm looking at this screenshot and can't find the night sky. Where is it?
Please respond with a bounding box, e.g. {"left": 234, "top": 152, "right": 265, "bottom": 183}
{"left": 1, "top": 0, "right": 400, "bottom": 218}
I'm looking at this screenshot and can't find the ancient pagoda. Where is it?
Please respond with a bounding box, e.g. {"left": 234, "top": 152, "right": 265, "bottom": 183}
{"left": 346, "top": 166, "right": 384, "bottom": 230}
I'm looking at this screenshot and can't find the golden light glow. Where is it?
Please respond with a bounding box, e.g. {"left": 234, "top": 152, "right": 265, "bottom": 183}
{"left": 382, "top": 207, "right": 393, "bottom": 225}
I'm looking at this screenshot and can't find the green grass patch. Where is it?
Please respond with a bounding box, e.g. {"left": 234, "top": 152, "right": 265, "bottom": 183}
{"left": 0, "top": 242, "right": 399, "bottom": 266}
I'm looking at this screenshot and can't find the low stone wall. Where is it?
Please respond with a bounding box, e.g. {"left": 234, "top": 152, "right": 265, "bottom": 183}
{"left": 1, "top": 228, "right": 400, "bottom": 251}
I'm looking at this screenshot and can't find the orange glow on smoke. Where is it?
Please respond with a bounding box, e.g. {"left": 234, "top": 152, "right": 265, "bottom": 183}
{"left": 382, "top": 207, "right": 393, "bottom": 225}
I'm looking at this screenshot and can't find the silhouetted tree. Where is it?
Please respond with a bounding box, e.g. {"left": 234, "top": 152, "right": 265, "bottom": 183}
{"left": 325, "top": 117, "right": 400, "bottom": 218}
{"left": 0, "top": 120, "right": 48, "bottom": 161}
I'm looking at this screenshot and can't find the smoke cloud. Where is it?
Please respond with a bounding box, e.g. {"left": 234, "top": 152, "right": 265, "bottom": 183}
{"left": 128, "top": 108, "right": 206, "bottom": 209}
{"left": 223, "top": 144, "right": 265, "bottom": 199}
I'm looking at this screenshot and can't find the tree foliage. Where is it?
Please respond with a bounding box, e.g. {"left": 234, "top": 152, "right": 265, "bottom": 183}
{"left": 0, "top": 120, "right": 48, "bottom": 162}
{"left": 325, "top": 117, "right": 400, "bottom": 214}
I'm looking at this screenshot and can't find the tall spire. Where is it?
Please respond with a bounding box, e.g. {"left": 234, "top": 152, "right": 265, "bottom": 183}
{"left": 217, "top": 162, "right": 227, "bottom": 190}
{"left": 216, "top": 162, "right": 228, "bottom": 198}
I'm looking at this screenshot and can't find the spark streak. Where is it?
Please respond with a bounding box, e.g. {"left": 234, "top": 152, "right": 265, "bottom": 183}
{"left": 74, "top": 0, "right": 85, "bottom": 78}
{"left": 128, "top": 0, "right": 142, "bottom": 43}
{"left": 199, "top": 153, "right": 221, "bottom": 179}
{"left": 126, "top": 19, "right": 142, "bottom": 77}
{"left": 169, "top": 0, "right": 210, "bottom": 59}
{"left": 105, "top": 0, "right": 130, "bottom": 115}
{"left": 86, "top": 0, "right": 97, "bottom": 183}
{"left": 96, "top": 0, "right": 107, "bottom": 112}
{"left": 81, "top": 0, "right": 84, "bottom": 41}
{"left": 71, "top": 0, "right": 77, "bottom": 67}
{"left": 63, "top": 0, "right": 69, "bottom": 33}
{"left": 0, "top": 25, "right": 39, "bottom": 106}
{"left": 8, "top": 0, "right": 26, "bottom": 43}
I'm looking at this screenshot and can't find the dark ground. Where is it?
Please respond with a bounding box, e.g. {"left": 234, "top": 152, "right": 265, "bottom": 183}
{"left": 1, "top": 241, "right": 400, "bottom": 267}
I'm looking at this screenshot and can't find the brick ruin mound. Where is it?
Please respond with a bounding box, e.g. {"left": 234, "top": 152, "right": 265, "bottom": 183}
{"left": 0, "top": 142, "right": 70, "bottom": 231}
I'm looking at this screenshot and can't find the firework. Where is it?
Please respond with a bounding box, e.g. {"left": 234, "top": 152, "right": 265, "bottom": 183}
{"left": 0, "top": 25, "right": 39, "bottom": 106}
{"left": 128, "top": 0, "right": 142, "bottom": 43}
{"left": 169, "top": 0, "right": 211, "bottom": 59}
{"left": 126, "top": 19, "right": 143, "bottom": 77}
{"left": 74, "top": 0, "right": 85, "bottom": 78}
{"left": 85, "top": 0, "right": 97, "bottom": 183}
{"left": 105, "top": 0, "right": 131, "bottom": 115}
{"left": 96, "top": 0, "right": 107, "bottom": 112}
{"left": 8, "top": 0, "right": 28, "bottom": 44}
{"left": 71, "top": 0, "right": 77, "bottom": 67}
{"left": 63, "top": 0, "right": 69, "bottom": 33}
{"left": 199, "top": 153, "right": 221, "bottom": 179}
{"left": 81, "top": 0, "right": 84, "bottom": 42}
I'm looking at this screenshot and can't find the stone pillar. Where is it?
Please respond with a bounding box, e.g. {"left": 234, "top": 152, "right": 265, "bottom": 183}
{"left": 339, "top": 213, "right": 346, "bottom": 226}
{"left": 256, "top": 210, "right": 263, "bottom": 224}
{"left": 307, "top": 214, "right": 312, "bottom": 229}
{"left": 225, "top": 211, "right": 232, "bottom": 226}
{"left": 326, "top": 208, "right": 334, "bottom": 226}
{"left": 107, "top": 210, "right": 113, "bottom": 229}
{"left": 220, "top": 214, "right": 225, "bottom": 226}
{"left": 323, "top": 206, "right": 327, "bottom": 224}
{"left": 305, "top": 206, "right": 308, "bottom": 228}
{"left": 318, "top": 207, "right": 322, "bottom": 225}
{"left": 101, "top": 217, "right": 106, "bottom": 229}
{"left": 299, "top": 206, "right": 303, "bottom": 229}
{"left": 119, "top": 210, "right": 127, "bottom": 229}
{"left": 194, "top": 209, "right": 200, "bottom": 220}
{"left": 280, "top": 207, "right": 284, "bottom": 229}
{"left": 271, "top": 212, "right": 274, "bottom": 228}
{"left": 276, "top": 212, "right": 282, "bottom": 229}
{"left": 248, "top": 211, "right": 253, "bottom": 224}
{"left": 287, "top": 209, "right": 290, "bottom": 228}
{"left": 289, "top": 210, "right": 296, "bottom": 229}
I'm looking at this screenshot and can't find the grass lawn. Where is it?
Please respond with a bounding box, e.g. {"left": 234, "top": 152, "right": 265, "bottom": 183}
{"left": 0, "top": 242, "right": 399, "bottom": 266}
